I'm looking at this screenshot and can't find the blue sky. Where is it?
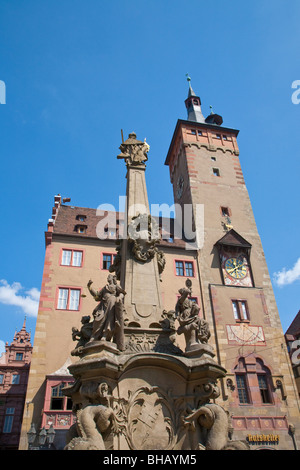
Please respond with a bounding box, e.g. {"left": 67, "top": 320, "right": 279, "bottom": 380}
{"left": 0, "top": 0, "right": 299, "bottom": 354}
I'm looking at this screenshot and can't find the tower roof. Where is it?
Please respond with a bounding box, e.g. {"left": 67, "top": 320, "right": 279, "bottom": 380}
{"left": 184, "top": 75, "right": 223, "bottom": 126}
{"left": 184, "top": 75, "right": 205, "bottom": 123}
{"left": 187, "top": 81, "right": 196, "bottom": 98}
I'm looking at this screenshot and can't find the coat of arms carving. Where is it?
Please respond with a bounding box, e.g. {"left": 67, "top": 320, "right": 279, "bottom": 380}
{"left": 126, "top": 386, "right": 176, "bottom": 450}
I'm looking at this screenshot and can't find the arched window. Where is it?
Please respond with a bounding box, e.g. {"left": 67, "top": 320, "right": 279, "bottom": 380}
{"left": 256, "top": 358, "right": 273, "bottom": 404}
{"left": 234, "top": 358, "right": 250, "bottom": 404}
{"left": 234, "top": 356, "right": 274, "bottom": 405}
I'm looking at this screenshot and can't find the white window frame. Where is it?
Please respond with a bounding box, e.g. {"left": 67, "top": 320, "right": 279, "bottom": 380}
{"left": 61, "top": 249, "right": 83, "bottom": 267}
{"left": 57, "top": 288, "right": 80, "bottom": 311}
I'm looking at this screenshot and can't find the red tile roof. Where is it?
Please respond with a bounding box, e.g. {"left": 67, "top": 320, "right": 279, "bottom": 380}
{"left": 52, "top": 205, "right": 187, "bottom": 248}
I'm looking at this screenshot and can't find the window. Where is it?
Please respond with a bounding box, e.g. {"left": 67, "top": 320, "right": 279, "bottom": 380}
{"left": 175, "top": 260, "right": 195, "bottom": 277}
{"left": 16, "top": 353, "right": 23, "bottom": 361}
{"left": 232, "top": 300, "right": 249, "bottom": 321}
{"left": 221, "top": 207, "right": 230, "bottom": 217}
{"left": 102, "top": 253, "right": 116, "bottom": 270}
{"left": 258, "top": 375, "right": 272, "bottom": 404}
{"left": 50, "top": 383, "right": 64, "bottom": 410}
{"left": 76, "top": 214, "right": 86, "bottom": 222}
{"left": 175, "top": 261, "right": 184, "bottom": 276}
{"left": 190, "top": 129, "right": 196, "bottom": 135}
{"left": 57, "top": 288, "right": 80, "bottom": 311}
{"left": 236, "top": 375, "right": 250, "bottom": 404}
{"left": 234, "top": 357, "right": 274, "bottom": 406}
{"left": 211, "top": 156, "right": 216, "bottom": 161}
{"left": 12, "top": 374, "right": 20, "bottom": 384}
{"left": 50, "top": 383, "right": 73, "bottom": 411}
{"left": 223, "top": 135, "right": 227, "bottom": 141}
{"left": 3, "top": 408, "right": 14, "bottom": 433}
{"left": 216, "top": 134, "right": 221, "bottom": 139}
{"left": 185, "top": 262, "right": 194, "bottom": 277}
{"left": 0, "top": 374, "right": 4, "bottom": 384}
{"left": 61, "top": 249, "right": 83, "bottom": 267}
{"left": 75, "top": 225, "right": 87, "bottom": 234}
{"left": 212, "top": 168, "right": 220, "bottom": 177}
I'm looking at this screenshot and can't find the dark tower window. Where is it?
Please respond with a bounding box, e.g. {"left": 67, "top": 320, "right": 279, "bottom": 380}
{"left": 236, "top": 375, "right": 250, "bottom": 404}
{"left": 221, "top": 207, "right": 230, "bottom": 217}
{"left": 258, "top": 374, "right": 272, "bottom": 404}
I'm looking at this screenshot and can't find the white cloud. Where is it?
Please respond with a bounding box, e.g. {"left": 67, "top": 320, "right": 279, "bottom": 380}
{"left": 0, "top": 280, "right": 40, "bottom": 317}
{"left": 273, "top": 257, "right": 300, "bottom": 287}
{"left": 0, "top": 340, "right": 5, "bottom": 357}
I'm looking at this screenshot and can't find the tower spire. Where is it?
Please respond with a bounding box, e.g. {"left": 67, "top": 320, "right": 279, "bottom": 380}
{"left": 184, "top": 74, "right": 205, "bottom": 123}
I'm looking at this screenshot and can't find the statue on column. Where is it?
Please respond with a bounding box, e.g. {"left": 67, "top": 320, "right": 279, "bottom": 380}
{"left": 86, "top": 274, "right": 126, "bottom": 351}
{"left": 176, "top": 279, "right": 211, "bottom": 353}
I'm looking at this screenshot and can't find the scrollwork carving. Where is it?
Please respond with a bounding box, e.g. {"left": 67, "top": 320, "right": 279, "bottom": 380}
{"left": 65, "top": 382, "right": 121, "bottom": 451}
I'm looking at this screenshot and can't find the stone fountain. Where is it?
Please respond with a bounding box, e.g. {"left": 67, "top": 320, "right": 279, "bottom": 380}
{"left": 63, "top": 132, "right": 248, "bottom": 451}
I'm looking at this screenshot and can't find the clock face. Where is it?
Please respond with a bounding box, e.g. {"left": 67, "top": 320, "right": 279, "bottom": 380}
{"left": 176, "top": 175, "right": 184, "bottom": 199}
{"left": 224, "top": 257, "right": 247, "bottom": 279}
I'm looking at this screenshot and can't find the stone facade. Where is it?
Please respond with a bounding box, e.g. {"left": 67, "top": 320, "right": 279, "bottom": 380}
{"left": 0, "top": 319, "right": 32, "bottom": 449}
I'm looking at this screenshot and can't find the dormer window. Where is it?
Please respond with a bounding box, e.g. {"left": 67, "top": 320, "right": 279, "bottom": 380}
{"left": 75, "top": 225, "right": 87, "bottom": 234}
{"left": 76, "top": 215, "right": 86, "bottom": 222}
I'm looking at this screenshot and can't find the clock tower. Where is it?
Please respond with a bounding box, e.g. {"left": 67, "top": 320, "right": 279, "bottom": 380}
{"left": 164, "top": 78, "right": 300, "bottom": 447}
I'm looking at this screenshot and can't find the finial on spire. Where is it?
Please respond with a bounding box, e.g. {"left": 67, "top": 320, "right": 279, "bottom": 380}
{"left": 186, "top": 73, "right": 191, "bottom": 83}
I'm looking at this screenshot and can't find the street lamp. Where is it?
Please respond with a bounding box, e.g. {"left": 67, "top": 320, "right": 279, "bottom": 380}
{"left": 27, "top": 423, "right": 56, "bottom": 450}
{"left": 39, "top": 427, "right": 47, "bottom": 447}
{"left": 47, "top": 425, "right": 56, "bottom": 447}
{"left": 27, "top": 423, "right": 37, "bottom": 449}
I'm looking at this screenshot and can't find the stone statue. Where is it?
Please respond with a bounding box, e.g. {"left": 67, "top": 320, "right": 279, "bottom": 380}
{"left": 108, "top": 240, "right": 122, "bottom": 280}
{"left": 128, "top": 213, "right": 161, "bottom": 263}
{"left": 156, "top": 248, "right": 166, "bottom": 280}
{"left": 183, "top": 402, "right": 249, "bottom": 450}
{"left": 176, "top": 279, "right": 211, "bottom": 353}
{"left": 65, "top": 382, "right": 120, "bottom": 450}
{"left": 117, "top": 132, "right": 149, "bottom": 167}
{"left": 71, "top": 315, "right": 93, "bottom": 356}
{"left": 87, "top": 274, "right": 126, "bottom": 350}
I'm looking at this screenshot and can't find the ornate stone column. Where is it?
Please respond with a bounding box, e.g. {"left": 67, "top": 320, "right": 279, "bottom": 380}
{"left": 117, "top": 132, "right": 164, "bottom": 329}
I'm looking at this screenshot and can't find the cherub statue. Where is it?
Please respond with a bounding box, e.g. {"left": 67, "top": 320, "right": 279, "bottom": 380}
{"left": 71, "top": 315, "right": 93, "bottom": 356}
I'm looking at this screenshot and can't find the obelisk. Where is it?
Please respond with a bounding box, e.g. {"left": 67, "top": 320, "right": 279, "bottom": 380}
{"left": 117, "top": 132, "right": 164, "bottom": 329}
